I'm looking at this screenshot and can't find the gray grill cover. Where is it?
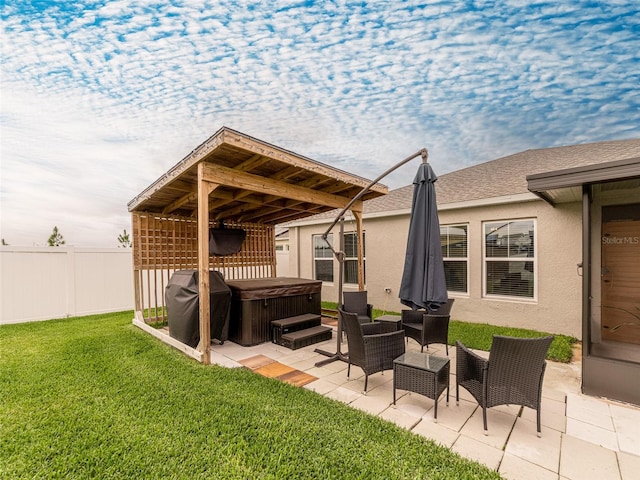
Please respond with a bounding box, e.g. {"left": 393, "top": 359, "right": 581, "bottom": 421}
{"left": 166, "top": 269, "right": 231, "bottom": 347}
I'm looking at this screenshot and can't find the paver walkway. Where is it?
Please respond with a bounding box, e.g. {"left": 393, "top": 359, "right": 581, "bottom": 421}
{"left": 208, "top": 332, "right": 640, "bottom": 480}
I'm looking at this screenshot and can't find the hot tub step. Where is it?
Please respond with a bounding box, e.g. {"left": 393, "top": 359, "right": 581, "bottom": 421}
{"left": 281, "top": 325, "right": 332, "bottom": 350}
{"left": 271, "top": 313, "right": 322, "bottom": 345}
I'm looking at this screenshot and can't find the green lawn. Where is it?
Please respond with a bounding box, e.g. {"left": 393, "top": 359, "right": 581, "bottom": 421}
{"left": 0, "top": 311, "right": 502, "bottom": 480}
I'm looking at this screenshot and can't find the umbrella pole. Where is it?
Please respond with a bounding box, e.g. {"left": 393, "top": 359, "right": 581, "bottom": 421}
{"left": 314, "top": 217, "right": 349, "bottom": 366}
{"left": 314, "top": 148, "right": 428, "bottom": 367}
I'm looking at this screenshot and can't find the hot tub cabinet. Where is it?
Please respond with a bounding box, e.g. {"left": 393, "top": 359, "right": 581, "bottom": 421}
{"left": 226, "top": 277, "right": 322, "bottom": 346}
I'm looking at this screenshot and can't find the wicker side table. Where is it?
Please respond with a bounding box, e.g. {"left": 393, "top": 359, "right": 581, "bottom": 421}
{"left": 393, "top": 351, "right": 450, "bottom": 421}
{"left": 375, "top": 314, "right": 403, "bottom": 331}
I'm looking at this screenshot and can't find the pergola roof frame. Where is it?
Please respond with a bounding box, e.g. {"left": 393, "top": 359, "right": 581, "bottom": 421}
{"left": 128, "top": 126, "right": 389, "bottom": 363}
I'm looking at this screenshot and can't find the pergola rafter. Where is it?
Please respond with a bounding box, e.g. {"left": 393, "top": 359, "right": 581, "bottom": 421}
{"left": 128, "top": 126, "right": 387, "bottom": 363}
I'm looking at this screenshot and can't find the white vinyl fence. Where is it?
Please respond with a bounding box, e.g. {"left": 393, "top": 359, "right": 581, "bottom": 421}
{"left": 1, "top": 247, "right": 291, "bottom": 325}
{"left": 276, "top": 251, "right": 289, "bottom": 277}
{"left": 0, "top": 247, "right": 134, "bottom": 324}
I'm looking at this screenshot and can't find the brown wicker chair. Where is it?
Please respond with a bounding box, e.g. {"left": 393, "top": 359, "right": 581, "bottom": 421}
{"left": 343, "top": 291, "right": 373, "bottom": 324}
{"left": 340, "top": 308, "right": 405, "bottom": 394}
{"left": 456, "top": 335, "right": 554, "bottom": 436}
{"left": 401, "top": 298, "right": 454, "bottom": 354}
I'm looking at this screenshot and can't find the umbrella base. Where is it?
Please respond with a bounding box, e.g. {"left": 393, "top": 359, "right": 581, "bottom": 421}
{"left": 314, "top": 349, "right": 349, "bottom": 367}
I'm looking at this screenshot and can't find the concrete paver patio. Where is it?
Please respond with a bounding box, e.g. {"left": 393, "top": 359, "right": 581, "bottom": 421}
{"left": 210, "top": 332, "right": 640, "bottom": 480}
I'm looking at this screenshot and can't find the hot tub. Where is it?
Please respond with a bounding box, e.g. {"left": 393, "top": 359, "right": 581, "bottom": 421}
{"left": 225, "top": 277, "right": 322, "bottom": 346}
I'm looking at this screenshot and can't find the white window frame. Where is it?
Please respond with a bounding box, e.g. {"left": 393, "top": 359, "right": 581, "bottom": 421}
{"left": 313, "top": 233, "right": 334, "bottom": 283}
{"left": 482, "top": 218, "right": 537, "bottom": 301}
{"left": 441, "top": 223, "right": 469, "bottom": 295}
{"left": 343, "top": 231, "right": 365, "bottom": 286}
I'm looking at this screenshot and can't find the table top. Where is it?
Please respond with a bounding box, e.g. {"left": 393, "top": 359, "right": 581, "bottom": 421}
{"left": 394, "top": 351, "right": 449, "bottom": 373}
{"left": 376, "top": 314, "right": 402, "bottom": 322}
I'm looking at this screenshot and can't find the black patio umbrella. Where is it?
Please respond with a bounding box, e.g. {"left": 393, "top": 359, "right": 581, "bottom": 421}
{"left": 399, "top": 162, "right": 448, "bottom": 311}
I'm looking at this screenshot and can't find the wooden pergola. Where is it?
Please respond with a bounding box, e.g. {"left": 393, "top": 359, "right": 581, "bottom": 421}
{"left": 128, "top": 126, "right": 388, "bottom": 363}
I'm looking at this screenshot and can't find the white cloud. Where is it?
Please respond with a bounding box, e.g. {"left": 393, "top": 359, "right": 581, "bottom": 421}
{"left": 1, "top": 0, "right": 639, "bottom": 245}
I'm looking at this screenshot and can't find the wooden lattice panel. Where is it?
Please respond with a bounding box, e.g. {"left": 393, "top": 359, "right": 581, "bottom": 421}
{"left": 132, "top": 212, "right": 275, "bottom": 274}
{"left": 132, "top": 211, "right": 276, "bottom": 322}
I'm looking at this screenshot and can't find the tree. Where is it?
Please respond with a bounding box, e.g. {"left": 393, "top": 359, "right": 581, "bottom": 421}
{"left": 47, "top": 226, "right": 65, "bottom": 246}
{"left": 118, "top": 229, "right": 132, "bottom": 248}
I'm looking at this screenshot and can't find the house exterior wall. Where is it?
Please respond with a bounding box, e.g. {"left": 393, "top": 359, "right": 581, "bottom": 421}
{"left": 290, "top": 197, "right": 584, "bottom": 339}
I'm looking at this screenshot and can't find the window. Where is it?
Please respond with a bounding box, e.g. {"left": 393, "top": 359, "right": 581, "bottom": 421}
{"left": 313, "top": 231, "right": 366, "bottom": 284}
{"left": 441, "top": 224, "right": 468, "bottom": 293}
{"left": 484, "top": 219, "right": 536, "bottom": 299}
{"left": 313, "top": 234, "right": 333, "bottom": 282}
{"left": 343, "top": 232, "right": 366, "bottom": 285}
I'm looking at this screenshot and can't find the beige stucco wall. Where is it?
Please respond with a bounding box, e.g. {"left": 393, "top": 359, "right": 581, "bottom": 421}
{"left": 289, "top": 197, "right": 584, "bottom": 339}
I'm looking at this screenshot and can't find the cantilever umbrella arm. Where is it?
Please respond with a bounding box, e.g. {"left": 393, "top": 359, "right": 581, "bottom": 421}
{"left": 314, "top": 148, "right": 429, "bottom": 367}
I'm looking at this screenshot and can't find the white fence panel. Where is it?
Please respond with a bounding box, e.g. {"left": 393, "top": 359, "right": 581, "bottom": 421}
{"left": 0, "top": 247, "right": 133, "bottom": 324}
{"left": 276, "top": 251, "right": 289, "bottom": 277}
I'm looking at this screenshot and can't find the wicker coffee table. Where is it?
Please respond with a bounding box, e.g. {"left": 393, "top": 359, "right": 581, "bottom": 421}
{"left": 375, "top": 314, "right": 402, "bottom": 331}
{"left": 393, "top": 351, "right": 450, "bottom": 421}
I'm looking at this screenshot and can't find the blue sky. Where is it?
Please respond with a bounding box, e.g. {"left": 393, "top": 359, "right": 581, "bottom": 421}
{"left": 1, "top": 0, "right": 639, "bottom": 246}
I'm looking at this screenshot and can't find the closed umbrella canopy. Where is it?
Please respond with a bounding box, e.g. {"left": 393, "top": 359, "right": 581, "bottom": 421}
{"left": 399, "top": 162, "right": 448, "bottom": 311}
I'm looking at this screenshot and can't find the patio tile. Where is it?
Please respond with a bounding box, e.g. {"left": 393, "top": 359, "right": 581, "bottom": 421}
{"left": 411, "top": 418, "right": 460, "bottom": 448}
{"left": 275, "top": 348, "right": 320, "bottom": 364}
{"left": 499, "top": 453, "right": 558, "bottom": 480}
{"left": 566, "top": 392, "right": 615, "bottom": 430}
{"left": 303, "top": 378, "right": 338, "bottom": 396}
{"left": 459, "top": 405, "right": 517, "bottom": 450}
{"left": 340, "top": 370, "right": 393, "bottom": 394}
{"left": 451, "top": 434, "right": 504, "bottom": 471}
{"left": 288, "top": 356, "right": 324, "bottom": 372}
{"left": 254, "top": 361, "right": 295, "bottom": 378}
{"left": 453, "top": 384, "right": 478, "bottom": 404}
{"left": 391, "top": 391, "right": 433, "bottom": 419}
{"left": 559, "top": 435, "right": 621, "bottom": 480}
{"left": 565, "top": 417, "right": 619, "bottom": 451}
{"left": 618, "top": 451, "right": 640, "bottom": 480}
{"left": 521, "top": 396, "right": 567, "bottom": 433}
{"left": 325, "top": 385, "right": 362, "bottom": 405}
{"left": 316, "top": 358, "right": 350, "bottom": 373}
{"left": 305, "top": 365, "right": 343, "bottom": 382}
{"left": 543, "top": 387, "right": 570, "bottom": 403}
{"left": 324, "top": 368, "right": 359, "bottom": 386}
{"left": 379, "top": 404, "right": 422, "bottom": 430}
{"left": 432, "top": 397, "right": 478, "bottom": 432}
{"left": 543, "top": 361, "right": 582, "bottom": 397}
{"left": 209, "top": 342, "right": 252, "bottom": 360}
{"left": 609, "top": 402, "right": 640, "bottom": 457}
{"left": 277, "top": 369, "right": 317, "bottom": 387}
{"left": 209, "top": 351, "right": 242, "bottom": 367}
{"left": 238, "top": 354, "right": 276, "bottom": 370}
{"left": 505, "top": 416, "right": 562, "bottom": 472}
{"left": 349, "top": 393, "right": 389, "bottom": 415}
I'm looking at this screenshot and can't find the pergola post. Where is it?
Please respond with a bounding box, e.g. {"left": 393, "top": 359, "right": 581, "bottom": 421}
{"left": 197, "top": 164, "right": 214, "bottom": 364}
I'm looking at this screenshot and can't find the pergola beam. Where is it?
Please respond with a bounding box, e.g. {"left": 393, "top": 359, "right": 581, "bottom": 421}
{"left": 201, "top": 163, "right": 353, "bottom": 210}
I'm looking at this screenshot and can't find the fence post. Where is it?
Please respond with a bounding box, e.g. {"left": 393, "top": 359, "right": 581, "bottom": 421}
{"left": 66, "top": 246, "right": 76, "bottom": 318}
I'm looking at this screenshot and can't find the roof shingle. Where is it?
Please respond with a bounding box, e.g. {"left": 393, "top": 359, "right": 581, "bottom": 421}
{"left": 288, "top": 138, "right": 640, "bottom": 223}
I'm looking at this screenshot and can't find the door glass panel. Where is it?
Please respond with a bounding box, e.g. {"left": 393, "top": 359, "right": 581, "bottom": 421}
{"left": 600, "top": 205, "right": 640, "bottom": 348}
